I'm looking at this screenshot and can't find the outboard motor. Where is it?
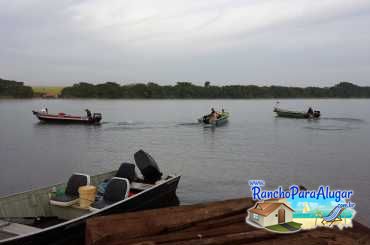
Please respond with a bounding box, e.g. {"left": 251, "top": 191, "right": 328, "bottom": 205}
{"left": 93, "top": 113, "right": 102, "bottom": 123}
{"left": 134, "top": 150, "right": 163, "bottom": 183}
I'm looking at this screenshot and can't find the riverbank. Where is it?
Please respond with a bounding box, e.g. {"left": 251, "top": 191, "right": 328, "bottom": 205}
{"left": 86, "top": 198, "right": 369, "bottom": 245}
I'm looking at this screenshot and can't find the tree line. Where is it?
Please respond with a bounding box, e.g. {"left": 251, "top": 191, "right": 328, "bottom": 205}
{"left": 0, "top": 78, "right": 33, "bottom": 98}
{"left": 60, "top": 81, "right": 370, "bottom": 99}
{"left": 1, "top": 78, "right": 370, "bottom": 99}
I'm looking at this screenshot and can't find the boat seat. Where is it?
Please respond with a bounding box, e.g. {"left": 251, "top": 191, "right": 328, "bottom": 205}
{"left": 0, "top": 220, "right": 41, "bottom": 236}
{"left": 50, "top": 195, "right": 78, "bottom": 206}
{"left": 50, "top": 173, "right": 90, "bottom": 207}
{"left": 115, "top": 162, "right": 137, "bottom": 182}
{"left": 89, "top": 177, "right": 129, "bottom": 211}
{"left": 130, "top": 182, "right": 153, "bottom": 191}
{"left": 96, "top": 163, "right": 136, "bottom": 196}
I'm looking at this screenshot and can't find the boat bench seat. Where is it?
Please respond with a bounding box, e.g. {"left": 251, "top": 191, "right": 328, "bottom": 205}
{"left": 0, "top": 220, "right": 41, "bottom": 236}
{"left": 50, "top": 173, "right": 90, "bottom": 207}
{"left": 50, "top": 194, "right": 80, "bottom": 207}
{"left": 90, "top": 177, "right": 129, "bottom": 211}
{"left": 130, "top": 182, "right": 153, "bottom": 191}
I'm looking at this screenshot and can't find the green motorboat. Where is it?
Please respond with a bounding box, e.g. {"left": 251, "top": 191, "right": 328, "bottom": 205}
{"left": 274, "top": 107, "right": 320, "bottom": 119}
{"left": 198, "top": 111, "right": 230, "bottom": 127}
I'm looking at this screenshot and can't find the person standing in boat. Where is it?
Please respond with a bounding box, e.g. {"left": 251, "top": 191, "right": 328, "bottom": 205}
{"left": 40, "top": 107, "right": 48, "bottom": 114}
{"left": 219, "top": 109, "right": 225, "bottom": 118}
{"left": 85, "top": 109, "right": 92, "bottom": 120}
{"left": 209, "top": 108, "right": 219, "bottom": 123}
{"left": 307, "top": 107, "right": 314, "bottom": 116}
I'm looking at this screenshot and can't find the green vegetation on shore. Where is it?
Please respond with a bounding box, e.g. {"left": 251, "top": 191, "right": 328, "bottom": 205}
{"left": 0, "top": 78, "right": 33, "bottom": 98}
{"left": 32, "top": 86, "right": 63, "bottom": 97}
{"left": 2, "top": 77, "right": 370, "bottom": 99}
{"left": 61, "top": 81, "right": 370, "bottom": 99}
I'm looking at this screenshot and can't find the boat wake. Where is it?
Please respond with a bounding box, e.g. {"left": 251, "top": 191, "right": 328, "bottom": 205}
{"left": 177, "top": 122, "right": 200, "bottom": 126}
{"left": 304, "top": 125, "right": 355, "bottom": 131}
{"left": 305, "top": 117, "right": 365, "bottom": 131}
{"left": 321, "top": 117, "right": 366, "bottom": 124}
{"left": 116, "top": 121, "right": 142, "bottom": 126}
{"left": 104, "top": 122, "right": 177, "bottom": 131}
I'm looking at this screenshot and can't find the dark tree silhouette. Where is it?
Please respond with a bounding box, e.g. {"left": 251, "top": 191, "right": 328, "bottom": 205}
{"left": 60, "top": 81, "right": 370, "bottom": 99}
{"left": 0, "top": 78, "right": 33, "bottom": 98}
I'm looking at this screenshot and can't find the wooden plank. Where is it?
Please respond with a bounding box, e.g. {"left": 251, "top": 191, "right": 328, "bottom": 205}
{"left": 85, "top": 198, "right": 370, "bottom": 245}
{"left": 113, "top": 223, "right": 258, "bottom": 245}
{"left": 86, "top": 198, "right": 254, "bottom": 245}
{"left": 183, "top": 213, "right": 247, "bottom": 231}
{"left": 134, "top": 230, "right": 276, "bottom": 245}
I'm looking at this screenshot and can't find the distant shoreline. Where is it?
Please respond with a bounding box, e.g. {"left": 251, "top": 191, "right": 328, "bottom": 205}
{"left": 2, "top": 78, "right": 370, "bottom": 99}
{"left": 60, "top": 81, "right": 370, "bottom": 99}
{"left": 3, "top": 96, "right": 370, "bottom": 100}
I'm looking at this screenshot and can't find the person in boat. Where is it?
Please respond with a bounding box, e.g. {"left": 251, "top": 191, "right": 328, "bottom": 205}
{"left": 212, "top": 108, "right": 221, "bottom": 117}
{"left": 220, "top": 109, "right": 225, "bottom": 117}
{"left": 40, "top": 107, "right": 48, "bottom": 114}
{"left": 209, "top": 108, "right": 219, "bottom": 123}
{"left": 307, "top": 107, "right": 314, "bottom": 116}
{"left": 204, "top": 108, "right": 216, "bottom": 123}
{"left": 85, "top": 109, "right": 92, "bottom": 119}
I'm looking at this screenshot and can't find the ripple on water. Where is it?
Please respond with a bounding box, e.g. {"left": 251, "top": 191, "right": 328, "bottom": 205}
{"left": 116, "top": 121, "right": 142, "bottom": 126}
{"left": 321, "top": 117, "right": 366, "bottom": 124}
{"left": 104, "top": 122, "right": 179, "bottom": 132}
{"left": 177, "top": 122, "right": 200, "bottom": 126}
{"left": 304, "top": 125, "right": 354, "bottom": 131}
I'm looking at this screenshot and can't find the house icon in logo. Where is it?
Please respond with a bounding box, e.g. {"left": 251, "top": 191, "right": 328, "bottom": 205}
{"left": 246, "top": 199, "right": 301, "bottom": 232}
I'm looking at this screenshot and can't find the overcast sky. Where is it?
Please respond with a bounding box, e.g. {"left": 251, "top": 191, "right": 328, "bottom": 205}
{"left": 1, "top": 0, "right": 370, "bottom": 86}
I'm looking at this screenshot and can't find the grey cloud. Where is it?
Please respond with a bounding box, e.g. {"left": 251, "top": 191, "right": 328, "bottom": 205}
{"left": 0, "top": 0, "right": 370, "bottom": 86}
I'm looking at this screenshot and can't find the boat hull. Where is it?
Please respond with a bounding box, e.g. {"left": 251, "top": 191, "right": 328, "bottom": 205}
{"left": 198, "top": 112, "right": 229, "bottom": 127}
{"left": 0, "top": 176, "right": 180, "bottom": 245}
{"left": 274, "top": 108, "right": 320, "bottom": 119}
{"left": 32, "top": 111, "right": 102, "bottom": 124}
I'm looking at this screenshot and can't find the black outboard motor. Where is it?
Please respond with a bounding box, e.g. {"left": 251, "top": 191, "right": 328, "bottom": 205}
{"left": 92, "top": 113, "right": 102, "bottom": 123}
{"left": 134, "top": 150, "right": 163, "bottom": 183}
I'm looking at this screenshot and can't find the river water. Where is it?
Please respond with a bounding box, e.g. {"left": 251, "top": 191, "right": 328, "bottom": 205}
{"left": 0, "top": 99, "right": 369, "bottom": 226}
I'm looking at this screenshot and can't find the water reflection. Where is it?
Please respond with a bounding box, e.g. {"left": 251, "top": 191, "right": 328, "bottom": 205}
{"left": 0, "top": 99, "right": 369, "bottom": 226}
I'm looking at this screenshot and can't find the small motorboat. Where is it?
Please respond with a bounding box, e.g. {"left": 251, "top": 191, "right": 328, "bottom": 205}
{"left": 32, "top": 109, "right": 102, "bottom": 124}
{"left": 0, "top": 150, "right": 180, "bottom": 245}
{"left": 274, "top": 107, "right": 321, "bottom": 119}
{"left": 198, "top": 110, "right": 230, "bottom": 127}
